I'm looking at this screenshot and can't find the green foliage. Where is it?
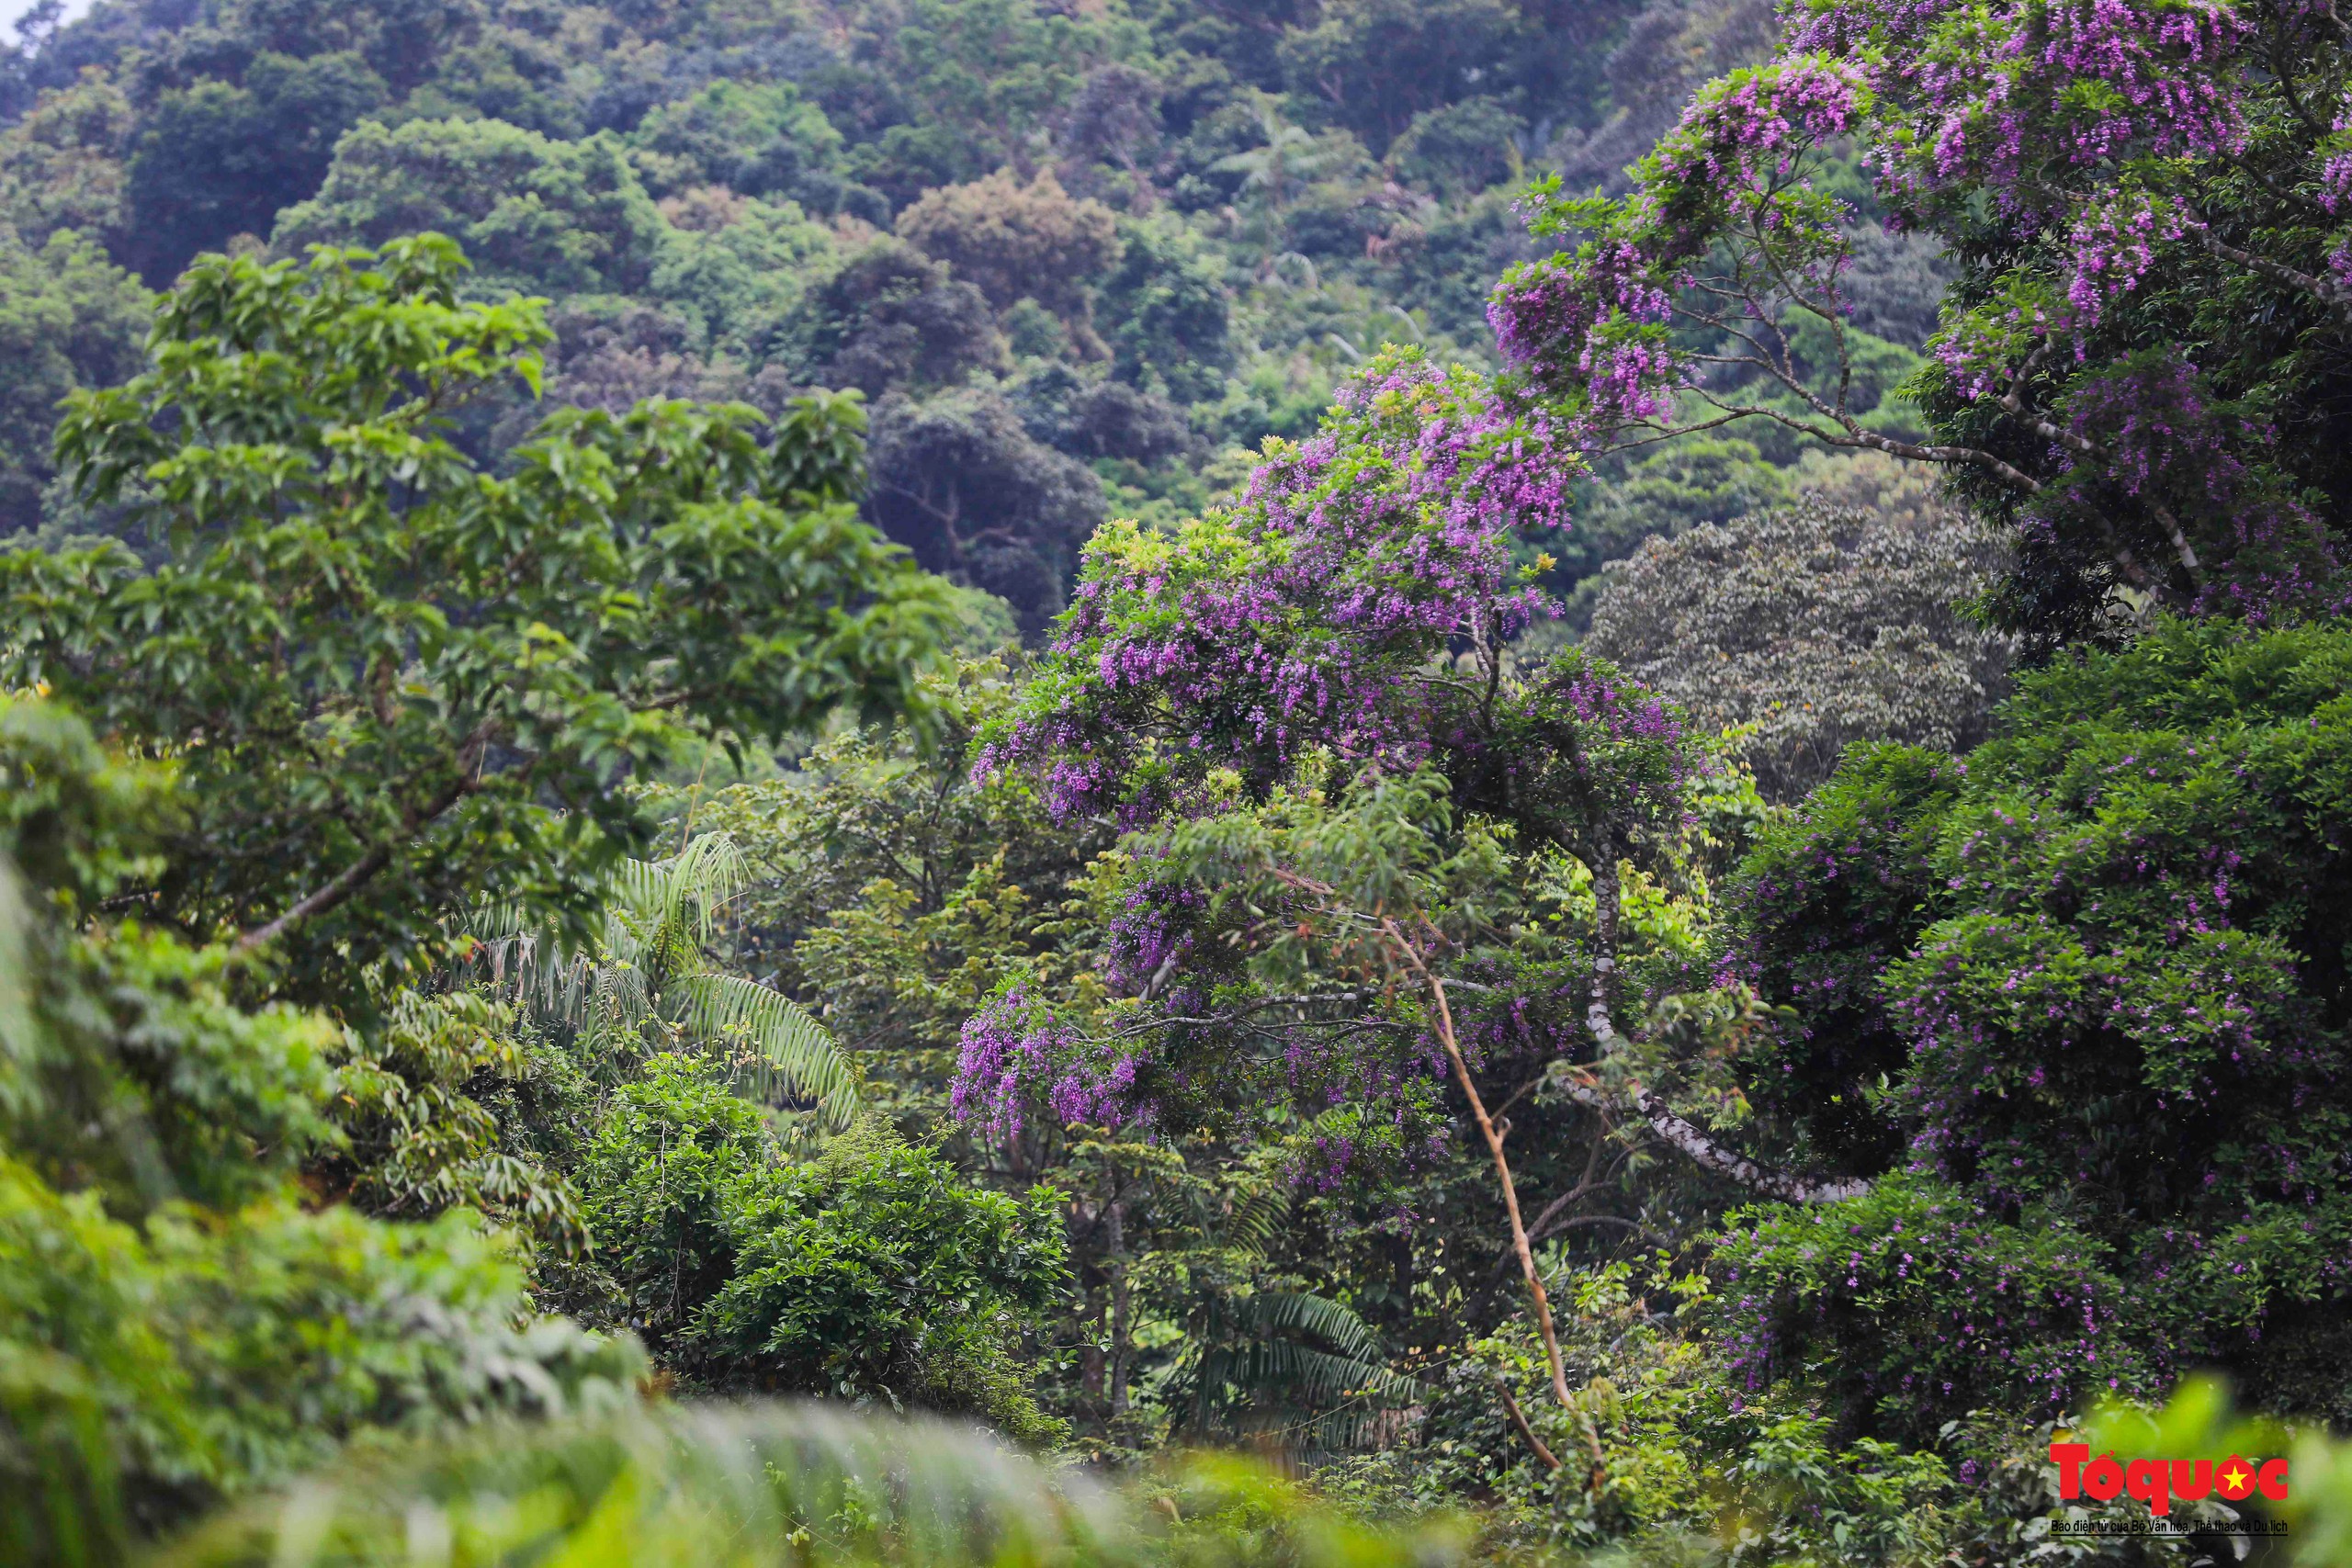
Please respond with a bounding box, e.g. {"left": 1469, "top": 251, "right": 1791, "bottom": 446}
{"left": 0, "top": 228, "right": 150, "bottom": 532}
{"left": 647, "top": 194, "right": 833, "bottom": 358}
{"left": 325, "top": 988, "right": 590, "bottom": 1254}
{"left": 155, "top": 1401, "right": 1461, "bottom": 1568}
{"left": 274, "top": 119, "right": 667, "bottom": 296}
{"left": 0, "top": 73, "right": 136, "bottom": 250}
{"left": 689, "top": 655, "right": 1099, "bottom": 1114}
{"left": 865, "top": 387, "right": 1105, "bottom": 637}
{"left": 0, "top": 696, "right": 329, "bottom": 1213}
{"left": 1276, "top": 0, "right": 1536, "bottom": 152}
{"left": 795, "top": 238, "right": 1007, "bottom": 398}
{"left": 1388, "top": 98, "right": 1523, "bottom": 203}
{"left": 123, "top": 51, "right": 392, "bottom": 286}
{"left": 897, "top": 169, "right": 1122, "bottom": 331}
{"left": 1553, "top": 437, "right": 1793, "bottom": 597}
{"left": 1170, "top": 1289, "right": 1419, "bottom": 1451}
{"left": 0, "top": 700, "right": 642, "bottom": 1564}
{"left": 1713, "top": 1174, "right": 2143, "bottom": 1444}
{"left": 1725, "top": 617, "right": 2352, "bottom": 1433}
{"left": 628, "top": 80, "right": 854, "bottom": 209}
{"left": 1587, "top": 495, "right": 2012, "bottom": 800}
{"left": 560, "top": 1056, "right": 1069, "bottom": 1438}
{"left": 0, "top": 235, "right": 944, "bottom": 1011}
{"left": 1344, "top": 1255, "right": 1973, "bottom": 1564}
{"left": 1100, "top": 220, "right": 1235, "bottom": 405}
{"left": 1, "top": 1162, "right": 640, "bottom": 1557}
{"left": 20, "top": 5, "right": 2352, "bottom": 1564}
{"left": 477, "top": 831, "right": 857, "bottom": 1126}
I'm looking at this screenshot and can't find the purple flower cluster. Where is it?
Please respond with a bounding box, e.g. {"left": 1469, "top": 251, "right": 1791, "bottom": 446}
{"left": 1103, "top": 877, "right": 1202, "bottom": 996}
{"left": 951, "top": 984, "right": 1148, "bottom": 1142}
{"left": 2064, "top": 187, "right": 2193, "bottom": 326}
{"left": 978, "top": 349, "right": 1578, "bottom": 822}
{"left": 1489, "top": 246, "right": 1679, "bottom": 426}
{"left": 1498, "top": 0, "right": 2352, "bottom": 622}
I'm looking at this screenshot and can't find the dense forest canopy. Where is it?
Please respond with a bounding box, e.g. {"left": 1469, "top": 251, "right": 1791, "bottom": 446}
{"left": 3, "top": 0, "right": 2352, "bottom": 1564}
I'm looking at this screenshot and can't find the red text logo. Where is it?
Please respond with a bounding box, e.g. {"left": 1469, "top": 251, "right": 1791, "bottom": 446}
{"left": 2050, "top": 1443, "right": 2289, "bottom": 1517}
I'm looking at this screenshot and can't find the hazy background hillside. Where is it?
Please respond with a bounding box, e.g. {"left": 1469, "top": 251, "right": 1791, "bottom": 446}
{"left": 0, "top": 0, "right": 1953, "bottom": 660}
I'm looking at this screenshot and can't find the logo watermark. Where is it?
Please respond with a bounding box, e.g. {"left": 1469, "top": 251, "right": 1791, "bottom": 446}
{"left": 2046, "top": 1441, "right": 2289, "bottom": 1536}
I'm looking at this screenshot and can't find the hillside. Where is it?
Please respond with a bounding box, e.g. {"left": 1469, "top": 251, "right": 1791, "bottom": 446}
{"left": 0, "top": 0, "right": 1952, "bottom": 643}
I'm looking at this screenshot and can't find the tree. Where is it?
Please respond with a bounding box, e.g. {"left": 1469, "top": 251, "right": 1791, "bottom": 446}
{"left": 0, "top": 236, "right": 945, "bottom": 1012}
{"left": 0, "top": 697, "right": 641, "bottom": 1561}
{"left": 896, "top": 168, "right": 1121, "bottom": 342}
{"left": 964, "top": 350, "right": 1859, "bottom": 1462}
{"left": 645, "top": 192, "right": 833, "bottom": 358}
{"left": 1488, "top": 0, "right": 2352, "bottom": 642}
{"left": 626, "top": 78, "right": 886, "bottom": 221}
{"left": 1549, "top": 434, "right": 1794, "bottom": 605}
{"left": 1722, "top": 617, "right": 2352, "bottom": 1435}
{"left": 1388, "top": 96, "right": 1523, "bottom": 203}
{"left": 1586, "top": 494, "right": 2012, "bottom": 799}
{"left": 1096, "top": 220, "right": 1233, "bottom": 404}
{"left": 185, "top": 0, "right": 480, "bottom": 97}
{"left": 272, "top": 119, "right": 668, "bottom": 297}
{"left": 864, "top": 388, "right": 1104, "bottom": 638}
{"left": 121, "top": 51, "right": 391, "bottom": 285}
{"left": 0, "top": 69, "right": 136, "bottom": 250}
{"left": 794, "top": 238, "right": 1007, "bottom": 398}
{"left": 1209, "top": 101, "right": 1343, "bottom": 240}
{"left": 813, "top": 0, "right": 1145, "bottom": 194}
{"left": 1058, "top": 63, "right": 1164, "bottom": 210}
{"left": 550, "top": 1056, "right": 1069, "bottom": 1437}
{"left": 1275, "top": 0, "right": 1532, "bottom": 152}
{"left": 0, "top": 228, "right": 150, "bottom": 533}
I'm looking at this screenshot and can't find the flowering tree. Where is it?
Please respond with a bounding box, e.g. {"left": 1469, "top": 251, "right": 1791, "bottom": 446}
{"left": 1490, "top": 0, "right": 2352, "bottom": 641}
{"left": 957, "top": 349, "right": 1871, "bottom": 1450}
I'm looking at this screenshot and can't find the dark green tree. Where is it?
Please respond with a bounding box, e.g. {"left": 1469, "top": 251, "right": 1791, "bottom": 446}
{"left": 122, "top": 51, "right": 390, "bottom": 285}
{"left": 863, "top": 388, "right": 1102, "bottom": 637}
{"left": 793, "top": 238, "right": 1006, "bottom": 398}
{"left": 0, "top": 229, "right": 150, "bottom": 532}
{"left": 1723, "top": 618, "right": 2352, "bottom": 1435}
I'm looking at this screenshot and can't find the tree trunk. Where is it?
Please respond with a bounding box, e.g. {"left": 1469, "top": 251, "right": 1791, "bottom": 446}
{"left": 1107, "top": 1199, "right": 1132, "bottom": 1416}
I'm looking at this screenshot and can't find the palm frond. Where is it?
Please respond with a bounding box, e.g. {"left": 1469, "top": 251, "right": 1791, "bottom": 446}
{"left": 1218, "top": 1184, "right": 1294, "bottom": 1258}
{"left": 1199, "top": 1342, "right": 1409, "bottom": 1409}
{"left": 614, "top": 832, "right": 750, "bottom": 964}
{"left": 672, "top": 972, "right": 857, "bottom": 1128}
{"left": 1170, "top": 1290, "right": 1419, "bottom": 1454}
{"left": 1237, "top": 1292, "right": 1391, "bottom": 1369}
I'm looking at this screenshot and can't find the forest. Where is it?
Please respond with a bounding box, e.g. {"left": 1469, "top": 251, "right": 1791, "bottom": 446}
{"left": 4, "top": 0, "right": 2352, "bottom": 1562}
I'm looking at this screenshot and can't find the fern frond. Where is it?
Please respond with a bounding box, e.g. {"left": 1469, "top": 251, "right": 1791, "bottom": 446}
{"left": 1170, "top": 1288, "right": 1419, "bottom": 1453}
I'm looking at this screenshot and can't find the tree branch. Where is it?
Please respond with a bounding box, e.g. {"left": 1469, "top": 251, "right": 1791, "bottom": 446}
{"left": 2198, "top": 228, "right": 2352, "bottom": 318}
{"left": 1560, "top": 1076, "right": 1870, "bottom": 1203}
{"left": 1385, "top": 924, "right": 1578, "bottom": 1421}
{"left": 235, "top": 773, "right": 478, "bottom": 953}
{"left": 1495, "top": 1376, "right": 1562, "bottom": 1472}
